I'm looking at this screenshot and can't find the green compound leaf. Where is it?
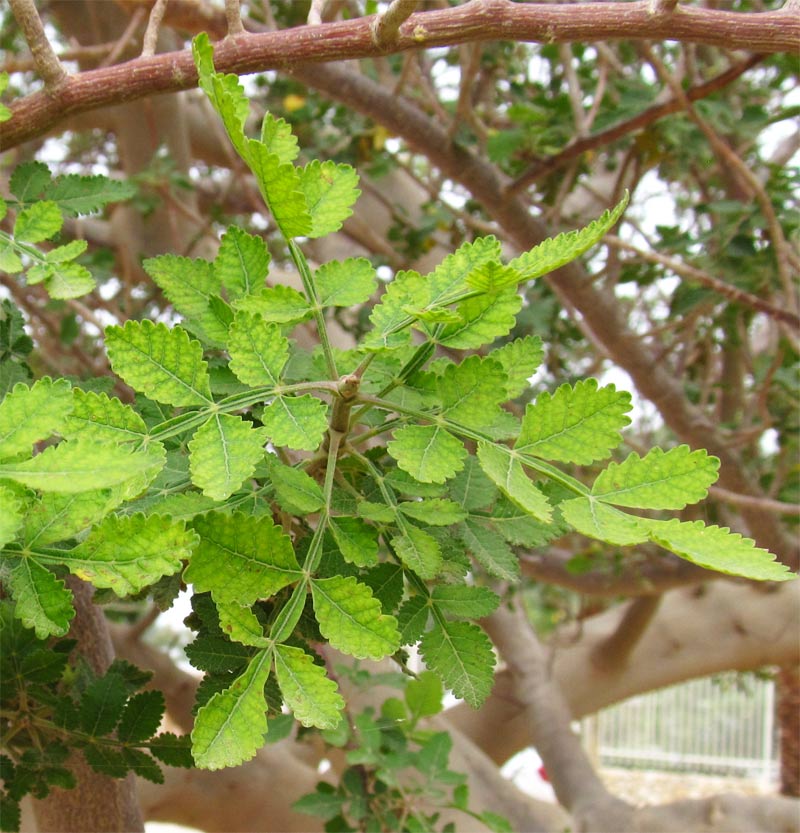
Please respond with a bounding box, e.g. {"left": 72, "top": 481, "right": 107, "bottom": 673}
{"left": 21, "top": 490, "right": 112, "bottom": 547}
{"left": 215, "top": 226, "right": 271, "bottom": 301}
{"left": 436, "top": 287, "right": 522, "bottom": 350}
{"left": 0, "top": 484, "right": 24, "bottom": 547}
{"left": 10, "top": 161, "right": 52, "bottom": 203}
{"left": 506, "top": 193, "right": 628, "bottom": 283}
{"left": 262, "top": 395, "right": 328, "bottom": 451}
{"left": 0, "top": 440, "right": 164, "bottom": 493}
{"left": 105, "top": 320, "right": 212, "bottom": 407}
{"left": 185, "top": 634, "right": 252, "bottom": 674}
{"left": 247, "top": 139, "right": 313, "bottom": 238}
{"left": 45, "top": 239, "right": 88, "bottom": 263}
{"left": 193, "top": 34, "right": 249, "bottom": 160}
{"left": 426, "top": 236, "right": 502, "bottom": 305}
{"left": 63, "top": 389, "right": 146, "bottom": 445}
{"left": 644, "top": 519, "right": 796, "bottom": 581}
{"left": 560, "top": 497, "right": 648, "bottom": 546}
{"left": 192, "top": 649, "right": 272, "bottom": 770}
{"left": 390, "top": 525, "right": 442, "bottom": 580}
{"left": 388, "top": 425, "right": 467, "bottom": 485}
{"left": 120, "top": 748, "right": 164, "bottom": 784}
{"left": 431, "top": 585, "right": 500, "bottom": 619}
{"left": 515, "top": 379, "right": 631, "bottom": 465}
{"left": 266, "top": 456, "right": 324, "bottom": 513}
{"left": 449, "top": 456, "right": 498, "bottom": 512}
{"left": 492, "top": 336, "right": 545, "bottom": 398}
{"left": 235, "top": 285, "right": 312, "bottom": 324}
{"left": 491, "top": 495, "right": 564, "bottom": 547}
{"left": 14, "top": 201, "right": 62, "bottom": 243}
{"left": 458, "top": 519, "right": 520, "bottom": 581}
{"left": 329, "top": 516, "right": 379, "bottom": 567}
{"left": 43, "top": 261, "right": 95, "bottom": 300}
{"left": 0, "top": 377, "right": 73, "bottom": 460}
{"left": 274, "top": 644, "right": 344, "bottom": 730}
{"left": 397, "top": 596, "right": 430, "bottom": 645}
{"left": 79, "top": 672, "right": 128, "bottom": 736}
{"left": 42, "top": 174, "right": 136, "bottom": 217}
{"left": 363, "top": 270, "right": 427, "bottom": 351}
{"left": 438, "top": 356, "right": 509, "bottom": 430}
{"left": 463, "top": 261, "right": 523, "bottom": 294}
{"left": 227, "top": 311, "right": 289, "bottom": 387}
{"left": 47, "top": 514, "right": 197, "bottom": 596}
{"left": 7, "top": 558, "right": 74, "bottom": 638}
{"left": 476, "top": 442, "right": 551, "bottom": 523}
{"left": 83, "top": 746, "right": 129, "bottom": 778}
{"left": 0, "top": 242, "right": 23, "bottom": 274}
{"left": 117, "top": 690, "right": 166, "bottom": 744}
{"left": 298, "top": 160, "right": 360, "bottom": 239}
{"left": 260, "top": 113, "right": 300, "bottom": 164}
{"left": 398, "top": 499, "right": 466, "bottom": 526}
{"left": 188, "top": 414, "right": 267, "bottom": 501}
{"left": 216, "top": 601, "right": 269, "bottom": 648}
{"left": 142, "top": 255, "right": 228, "bottom": 344}
{"left": 405, "top": 670, "right": 444, "bottom": 721}
{"left": 592, "top": 446, "right": 720, "bottom": 509}
{"left": 314, "top": 258, "right": 376, "bottom": 307}
{"left": 147, "top": 733, "right": 194, "bottom": 769}
{"left": 185, "top": 512, "right": 301, "bottom": 606}
{"left": 311, "top": 576, "right": 400, "bottom": 660}
{"left": 419, "top": 620, "right": 495, "bottom": 709}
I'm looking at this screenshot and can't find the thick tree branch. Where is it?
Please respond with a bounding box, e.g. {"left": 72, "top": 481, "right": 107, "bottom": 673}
{"left": 520, "top": 547, "right": 709, "bottom": 596}
{"left": 2, "top": 0, "right": 798, "bottom": 150}
{"left": 590, "top": 594, "right": 662, "bottom": 671}
{"left": 449, "top": 580, "right": 800, "bottom": 767}
{"left": 483, "top": 605, "right": 634, "bottom": 828}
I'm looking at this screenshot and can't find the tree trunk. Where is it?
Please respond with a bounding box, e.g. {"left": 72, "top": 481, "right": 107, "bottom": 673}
{"left": 777, "top": 666, "right": 800, "bottom": 797}
{"left": 32, "top": 579, "right": 144, "bottom": 833}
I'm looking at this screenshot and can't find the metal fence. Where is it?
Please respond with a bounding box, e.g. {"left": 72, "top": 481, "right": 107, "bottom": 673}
{"left": 582, "top": 674, "right": 778, "bottom": 781}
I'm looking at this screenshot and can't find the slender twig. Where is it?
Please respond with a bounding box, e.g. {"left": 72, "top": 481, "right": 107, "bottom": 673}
{"left": 709, "top": 485, "right": 800, "bottom": 516}
{"left": 507, "top": 53, "right": 764, "bottom": 195}
{"left": 642, "top": 44, "right": 798, "bottom": 316}
{"left": 605, "top": 235, "right": 800, "bottom": 329}
{"left": 371, "top": 0, "right": 419, "bottom": 48}
{"left": 99, "top": 7, "right": 147, "bottom": 68}
{"left": 225, "top": 0, "right": 245, "bottom": 35}
{"left": 307, "top": 0, "right": 327, "bottom": 26}
{"left": 8, "top": 0, "right": 68, "bottom": 87}
{"left": 559, "top": 43, "right": 587, "bottom": 137}
{"left": 141, "top": 0, "right": 170, "bottom": 57}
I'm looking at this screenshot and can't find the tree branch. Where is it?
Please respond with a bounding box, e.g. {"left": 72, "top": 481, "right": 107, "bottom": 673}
{"left": 8, "top": 0, "right": 68, "bottom": 88}
{"left": 507, "top": 53, "right": 764, "bottom": 195}
{"left": 371, "top": 0, "right": 419, "bottom": 49}
{"left": 590, "top": 594, "right": 662, "bottom": 671}
{"left": 448, "top": 579, "right": 800, "bottom": 766}
{"left": 605, "top": 234, "right": 800, "bottom": 329}
{"left": 483, "top": 605, "right": 634, "bottom": 828}
{"left": 3, "top": 0, "right": 797, "bottom": 150}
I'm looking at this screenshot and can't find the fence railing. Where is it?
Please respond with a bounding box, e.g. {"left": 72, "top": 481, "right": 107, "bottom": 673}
{"left": 582, "top": 674, "right": 778, "bottom": 781}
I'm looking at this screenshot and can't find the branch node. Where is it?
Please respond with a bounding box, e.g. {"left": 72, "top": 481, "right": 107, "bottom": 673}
{"left": 225, "top": 0, "right": 246, "bottom": 35}
{"left": 371, "top": 0, "right": 419, "bottom": 49}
